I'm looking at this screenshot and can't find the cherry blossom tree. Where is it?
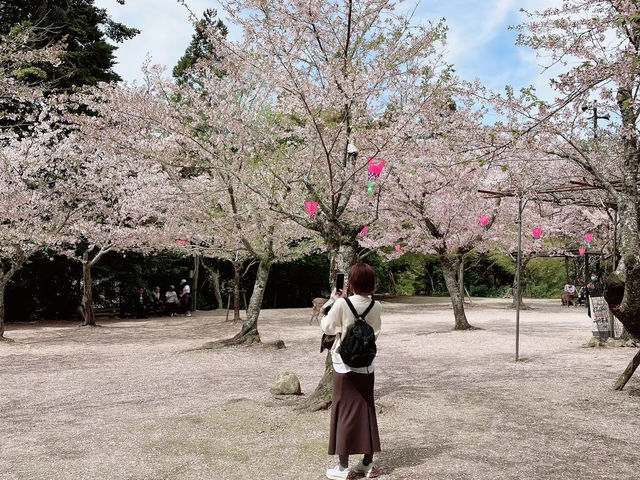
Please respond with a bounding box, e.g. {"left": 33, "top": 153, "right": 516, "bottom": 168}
{"left": 0, "top": 129, "right": 80, "bottom": 339}
{"left": 52, "top": 140, "right": 178, "bottom": 327}
{"left": 364, "top": 87, "right": 505, "bottom": 330}
{"left": 78, "top": 62, "right": 319, "bottom": 343}
{"left": 488, "top": 0, "right": 640, "bottom": 386}
{"left": 201, "top": 0, "right": 453, "bottom": 289}
{"left": 0, "top": 30, "right": 68, "bottom": 341}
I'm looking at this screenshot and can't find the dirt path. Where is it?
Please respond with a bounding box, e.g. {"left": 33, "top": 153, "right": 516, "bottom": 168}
{"left": 1, "top": 298, "right": 639, "bottom": 479}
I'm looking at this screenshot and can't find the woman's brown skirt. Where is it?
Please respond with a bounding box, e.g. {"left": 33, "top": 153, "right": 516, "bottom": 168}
{"left": 328, "top": 371, "right": 381, "bottom": 455}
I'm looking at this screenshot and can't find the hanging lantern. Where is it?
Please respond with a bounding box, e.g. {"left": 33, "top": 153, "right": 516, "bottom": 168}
{"left": 532, "top": 228, "right": 542, "bottom": 243}
{"left": 177, "top": 239, "right": 187, "bottom": 247}
{"left": 579, "top": 248, "right": 586, "bottom": 256}
{"left": 305, "top": 201, "right": 319, "bottom": 219}
{"left": 44, "top": 245, "right": 50, "bottom": 252}
{"left": 395, "top": 245, "right": 401, "bottom": 252}
{"left": 359, "top": 227, "right": 368, "bottom": 238}
{"left": 584, "top": 233, "right": 594, "bottom": 249}
{"left": 367, "top": 158, "right": 386, "bottom": 194}
{"left": 478, "top": 215, "right": 490, "bottom": 231}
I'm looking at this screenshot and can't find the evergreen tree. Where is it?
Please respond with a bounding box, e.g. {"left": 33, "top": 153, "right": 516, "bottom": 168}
{"left": 0, "top": 0, "right": 139, "bottom": 90}
{"left": 172, "top": 8, "right": 227, "bottom": 85}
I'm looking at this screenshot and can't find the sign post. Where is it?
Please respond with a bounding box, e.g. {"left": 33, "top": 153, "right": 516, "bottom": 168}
{"left": 590, "top": 296, "right": 610, "bottom": 340}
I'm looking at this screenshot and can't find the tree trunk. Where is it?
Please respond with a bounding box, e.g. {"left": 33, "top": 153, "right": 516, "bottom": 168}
{"left": 425, "top": 265, "right": 435, "bottom": 295}
{"left": 233, "top": 258, "right": 270, "bottom": 345}
{"left": 299, "top": 351, "right": 333, "bottom": 411}
{"left": 192, "top": 254, "right": 200, "bottom": 312}
{"left": 565, "top": 256, "right": 570, "bottom": 284}
{"left": 511, "top": 258, "right": 530, "bottom": 309}
{"left": 305, "top": 242, "right": 358, "bottom": 411}
{"left": 81, "top": 253, "right": 96, "bottom": 327}
{"left": 388, "top": 270, "right": 397, "bottom": 296}
{"left": 231, "top": 260, "right": 242, "bottom": 322}
{"left": 211, "top": 269, "right": 223, "bottom": 309}
{"left": 458, "top": 256, "right": 465, "bottom": 301}
{"left": 328, "top": 243, "right": 358, "bottom": 291}
{"left": 440, "top": 254, "right": 474, "bottom": 330}
{"left": 0, "top": 282, "right": 6, "bottom": 339}
{"left": 614, "top": 349, "right": 640, "bottom": 391}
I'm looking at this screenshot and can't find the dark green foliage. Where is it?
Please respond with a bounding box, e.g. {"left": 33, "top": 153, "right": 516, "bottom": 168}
{"left": 4, "top": 249, "right": 569, "bottom": 323}
{"left": 261, "top": 254, "right": 330, "bottom": 308}
{"left": 526, "top": 257, "right": 567, "bottom": 299}
{"left": 0, "top": 0, "right": 139, "bottom": 90}
{"left": 6, "top": 252, "right": 80, "bottom": 322}
{"left": 5, "top": 251, "right": 193, "bottom": 322}
{"left": 172, "top": 8, "right": 227, "bottom": 85}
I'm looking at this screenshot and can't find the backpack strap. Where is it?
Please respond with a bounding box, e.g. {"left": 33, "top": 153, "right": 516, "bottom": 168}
{"left": 344, "top": 298, "right": 376, "bottom": 320}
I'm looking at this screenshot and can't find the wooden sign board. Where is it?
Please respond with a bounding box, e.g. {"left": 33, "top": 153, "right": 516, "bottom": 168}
{"left": 590, "top": 296, "right": 610, "bottom": 339}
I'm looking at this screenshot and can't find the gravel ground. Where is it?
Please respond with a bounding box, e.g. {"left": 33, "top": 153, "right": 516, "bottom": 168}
{"left": 1, "top": 297, "right": 639, "bottom": 480}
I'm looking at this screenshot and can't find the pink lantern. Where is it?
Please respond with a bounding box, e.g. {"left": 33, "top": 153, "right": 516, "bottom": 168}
{"left": 532, "top": 228, "right": 543, "bottom": 242}
{"left": 479, "top": 215, "right": 490, "bottom": 231}
{"left": 367, "top": 158, "right": 386, "bottom": 194}
{"left": 177, "top": 239, "right": 187, "bottom": 247}
{"left": 579, "top": 248, "right": 586, "bottom": 256}
{"left": 368, "top": 158, "right": 386, "bottom": 179}
{"left": 359, "top": 227, "right": 368, "bottom": 238}
{"left": 395, "top": 245, "right": 401, "bottom": 252}
{"left": 305, "top": 201, "right": 319, "bottom": 219}
{"left": 584, "top": 233, "right": 594, "bottom": 248}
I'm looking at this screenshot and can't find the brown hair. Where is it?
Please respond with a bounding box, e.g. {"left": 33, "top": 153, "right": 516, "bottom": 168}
{"left": 348, "top": 263, "right": 376, "bottom": 296}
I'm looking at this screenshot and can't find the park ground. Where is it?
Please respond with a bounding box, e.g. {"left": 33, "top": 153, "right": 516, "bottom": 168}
{"left": 1, "top": 297, "right": 640, "bottom": 480}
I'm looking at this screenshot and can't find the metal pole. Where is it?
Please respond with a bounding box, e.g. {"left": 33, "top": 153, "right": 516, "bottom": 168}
{"left": 515, "top": 198, "right": 523, "bottom": 362}
{"left": 593, "top": 105, "right": 598, "bottom": 140}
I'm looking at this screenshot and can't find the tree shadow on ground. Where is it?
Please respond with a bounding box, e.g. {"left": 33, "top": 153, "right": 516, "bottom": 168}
{"left": 376, "top": 443, "right": 448, "bottom": 475}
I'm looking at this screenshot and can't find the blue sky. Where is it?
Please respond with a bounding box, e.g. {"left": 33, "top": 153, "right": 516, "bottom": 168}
{"left": 95, "top": 0, "right": 561, "bottom": 100}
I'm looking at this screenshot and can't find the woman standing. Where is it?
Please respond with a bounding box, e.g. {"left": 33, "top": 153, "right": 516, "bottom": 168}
{"left": 321, "top": 263, "right": 382, "bottom": 479}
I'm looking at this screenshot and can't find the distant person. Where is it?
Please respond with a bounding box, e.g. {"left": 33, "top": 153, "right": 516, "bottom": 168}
{"left": 150, "top": 286, "right": 163, "bottom": 314}
{"left": 578, "top": 286, "right": 587, "bottom": 306}
{"left": 134, "top": 287, "right": 149, "bottom": 319}
{"left": 179, "top": 279, "right": 192, "bottom": 317}
{"left": 587, "top": 274, "right": 603, "bottom": 317}
{"left": 587, "top": 274, "right": 603, "bottom": 296}
{"left": 165, "top": 285, "right": 179, "bottom": 316}
{"left": 562, "top": 283, "right": 577, "bottom": 307}
{"left": 320, "top": 263, "right": 381, "bottom": 480}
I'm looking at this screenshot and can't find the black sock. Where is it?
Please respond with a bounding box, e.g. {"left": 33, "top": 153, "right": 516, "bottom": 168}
{"left": 339, "top": 454, "right": 349, "bottom": 469}
{"left": 363, "top": 453, "right": 373, "bottom": 466}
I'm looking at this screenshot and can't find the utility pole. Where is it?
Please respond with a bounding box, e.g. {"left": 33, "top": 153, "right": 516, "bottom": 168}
{"left": 582, "top": 100, "right": 610, "bottom": 140}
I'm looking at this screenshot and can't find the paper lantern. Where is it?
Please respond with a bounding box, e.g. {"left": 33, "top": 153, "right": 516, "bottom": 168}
{"left": 479, "top": 215, "right": 490, "bottom": 231}
{"left": 359, "top": 227, "right": 368, "bottom": 238}
{"left": 395, "top": 245, "right": 401, "bottom": 252}
{"left": 177, "top": 239, "right": 187, "bottom": 247}
{"left": 367, "top": 158, "right": 386, "bottom": 194}
{"left": 305, "top": 201, "right": 319, "bottom": 219}
{"left": 368, "top": 158, "right": 386, "bottom": 179}
{"left": 532, "top": 228, "right": 542, "bottom": 242}
{"left": 579, "top": 248, "right": 586, "bottom": 256}
{"left": 584, "top": 233, "right": 594, "bottom": 248}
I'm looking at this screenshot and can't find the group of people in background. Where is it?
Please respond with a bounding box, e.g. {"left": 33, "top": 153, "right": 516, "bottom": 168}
{"left": 562, "top": 273, "right": 603, "bottom": 310}
{"left": 132, "top": 279, "right": 191, "bottom": 318}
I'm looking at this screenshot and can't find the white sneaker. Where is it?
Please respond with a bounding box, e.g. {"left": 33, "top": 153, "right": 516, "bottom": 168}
{"left": 326, "top": 465, "right": 356, "bottom": 480}
{"left": 352, "top": 460, "right": 379, "bottom": 478}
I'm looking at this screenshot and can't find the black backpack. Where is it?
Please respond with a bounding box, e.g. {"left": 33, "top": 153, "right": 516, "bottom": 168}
{"left": 339, "top": 298, "right": 377, "bottom": 368}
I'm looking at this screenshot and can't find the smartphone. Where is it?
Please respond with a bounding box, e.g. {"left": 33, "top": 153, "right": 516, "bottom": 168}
{"left": 335, "top": 273, "right": 345, "bottom": 292}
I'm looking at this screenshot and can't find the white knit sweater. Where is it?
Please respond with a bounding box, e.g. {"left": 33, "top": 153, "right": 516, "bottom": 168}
{"left": 320, "top": 294, "right": 382, "bottom": 373}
